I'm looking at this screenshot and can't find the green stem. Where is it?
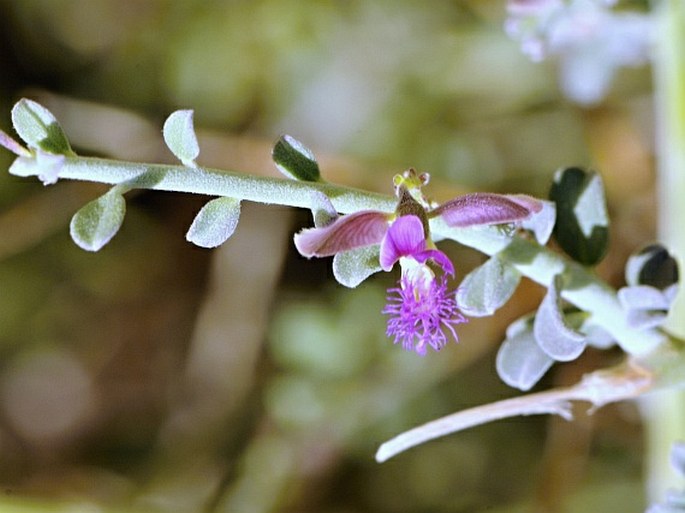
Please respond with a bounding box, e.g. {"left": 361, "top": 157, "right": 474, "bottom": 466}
{"left": 642, "top": 0, "right": 685, "bottom": 503}
{"left": 10, "top": 153, "right": 671, "bottom": 358}
{"left": 23, "top": 156, "right": 397, "bottom": 214}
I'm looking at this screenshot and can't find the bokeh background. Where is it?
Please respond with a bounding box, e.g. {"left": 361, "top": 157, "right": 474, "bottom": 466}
{"left": 0, "top": 1, "right": 656, "bottom": 512}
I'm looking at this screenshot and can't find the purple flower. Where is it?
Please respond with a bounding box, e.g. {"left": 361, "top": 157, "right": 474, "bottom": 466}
{"left": 380, "top": 215, "right": 466, "bottom": 355}
{"left": 293, "top": 178, "right": 543, "bottom": 355}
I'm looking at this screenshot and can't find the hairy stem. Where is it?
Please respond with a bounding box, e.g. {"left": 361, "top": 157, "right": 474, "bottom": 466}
{"left": 10, "top": 154, "right": 672, "bottom": 357}
{"left": 376, "top": 361, "right": 652, "bottom": 462}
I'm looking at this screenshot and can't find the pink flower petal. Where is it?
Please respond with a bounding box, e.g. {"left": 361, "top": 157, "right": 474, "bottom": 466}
{"left": 379, "top": 215, "right": 426, "bottom": 271}
{"left": 294, "top": 210, "right": 390, "bottom": 257}
{"left": 431, "top": 193, "right": 543, "bottom": 227}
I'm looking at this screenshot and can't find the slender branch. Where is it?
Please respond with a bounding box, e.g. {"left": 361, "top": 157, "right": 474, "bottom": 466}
{"left": 376, "top": 361, "right": 653, "bottom": 462}
{"left": 11, "top": 156, "right": 396, "bottom": 214}
{"left": 9, "top": 154, "right": 671, "bottom": 357}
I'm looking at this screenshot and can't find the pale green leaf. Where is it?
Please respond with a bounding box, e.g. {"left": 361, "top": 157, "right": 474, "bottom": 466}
{"left": 534, "top": 274, "right": 586, "bottom": 361}
{"left": 496, "top": 316, "right": 554, "bottom": 391}
{"left": 186, "top": 197, "right": 241, "bottom": 248}
{"left": 163, "top": 110, "right": 200, "bottom": 166}
{"left": 69, "top": 190, "right": 126, "bottom": 252}
{"left": 457, "top": 256, "right": 521, "bottom": 317}
{"left": 332, "top": 245, "right": 382, "bottom": 288}
{"left": 11, "top": 98, "right": 72, "bottom": 155}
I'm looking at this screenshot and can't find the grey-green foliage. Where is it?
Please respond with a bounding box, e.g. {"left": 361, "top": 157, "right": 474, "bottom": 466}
{"left": 11, "top": 98, "right": 73, "bottom": 155}
{"left": 534, "top": 274, "right": 586, "bottom": 361}
{"left": 69, "top": 190, "right": 126, "bottom": 252}
{"left": 163, "top": 110, "right": 200, "bottom": 167}
{"left": 186, "top": 197, "right": 241, "bottom": 248}
{"left": 332, "top": 245, "right": 382, "bottom": 288}
{"left": 496, "top": 315, "right": 554, "bottom": 391}
{"left": 272, "top": 135, "right": 321, "bottom": 182}
{"left": 549, "top": 167, "right": 609, "bottom": 266}
{"left": 456, "top": 255, "right": 521, "bottom": 317}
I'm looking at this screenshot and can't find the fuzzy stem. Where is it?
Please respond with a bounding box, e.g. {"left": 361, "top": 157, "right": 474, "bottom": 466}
{"left": 11, "top": 156, "right": 397, "bottom": 214}
{"left": 9, "top": 154, "right": 672, "bottom": 357}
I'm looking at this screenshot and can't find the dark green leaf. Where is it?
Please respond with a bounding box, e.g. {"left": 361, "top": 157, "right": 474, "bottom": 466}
{"left": 272, "top": 135, "right": 321, "bottom": 182}
{"left": 625, "top": 244, "right": 678, "bottom": 290}
{"left": 549, "top": 167, "right": 608, "bottom": 265}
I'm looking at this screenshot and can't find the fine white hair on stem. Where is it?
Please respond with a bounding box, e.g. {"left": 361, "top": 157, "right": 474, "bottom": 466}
{"left": 375, "top": 361, "right": 652, "bottom": 463}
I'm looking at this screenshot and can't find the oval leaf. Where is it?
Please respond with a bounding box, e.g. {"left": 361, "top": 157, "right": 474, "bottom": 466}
{"left": 534, "top": 274, "right": 586, "bottom": 361}
{"left": 549, "top": 167, "right": 609, "bottom": 266}
{"left": 457, "top": 256, "right": 521, "bottom": 317}
{"left": 332, "top": 245, "right": 382, "bottom": 288}
{"left": 272, "top": 135, "right": 321, "bottom": 182}
{"left": 11, "top": 98, "right": 72, "bottom": 155}
{"left": 163, "top": 110, "right": 199, "bottom": 166}
{"left": 496, "top": 316, "right": 555, "bottom": 391}
{"left": 70, "top": 190, "right": 126, "bottom": 251}
{"left": 186, "top": 197, "right": 241, "bottom": 248}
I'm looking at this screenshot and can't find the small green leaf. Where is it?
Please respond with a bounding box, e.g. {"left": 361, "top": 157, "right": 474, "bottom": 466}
{"left": 272, "top": 135, "right": 321, "bottom": 182}
{"left": 534, "top": 274, "right": 586, "bottom": 361}
{"left": 332, "top": 245, "right": 382, "bottom": 288}
{"left": 549, "top": 167, "right": 609, "bottom": 265}
{"left": 496, "top": 316, "right": 554, "bottom": 391}
{"left": 186, "top": 197, "right": 241, "bottom": 248}
{"left": 625, "top": 244, "right": 678, "bottom": 290}
{"left": 163, "top": 110, "right": 199, "bottom": 167}
{"left": 457, "top": 256, "right": 521, "bottom": 317}
{"left": 70, "top": 190, "right": 126, "bottom": 251}
{"left": 11, "top": 98, "right": 72, "bottom": 155}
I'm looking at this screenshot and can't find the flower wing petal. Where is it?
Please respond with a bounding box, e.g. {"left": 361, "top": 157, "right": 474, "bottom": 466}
{"left": 294, "top": 210, "right": 389, "bottom": 257}
{"left": 380, "top": 215, "right": 426, "bottom": 271}
{"left": 431, "top": 193, "right": 543, "bottom": 227}
{"left": 412, "top": 249, "right": 455, "bottom": 276}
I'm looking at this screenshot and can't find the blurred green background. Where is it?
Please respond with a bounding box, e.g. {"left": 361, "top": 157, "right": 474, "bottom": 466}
{"left": 0, "top": 1, "right": 656, "bottom": 512}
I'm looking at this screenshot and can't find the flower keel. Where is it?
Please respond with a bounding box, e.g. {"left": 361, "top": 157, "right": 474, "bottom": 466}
{"left": 383, "top": 262, "right": 467, "bottom": 356}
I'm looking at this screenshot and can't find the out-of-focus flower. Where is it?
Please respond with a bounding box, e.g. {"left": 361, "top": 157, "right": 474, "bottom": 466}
{"left": 294, "top": 170, "right": 543, "bottom": 354}
{"left": 505, "top": 0, "right": 652, "bottom": 104}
